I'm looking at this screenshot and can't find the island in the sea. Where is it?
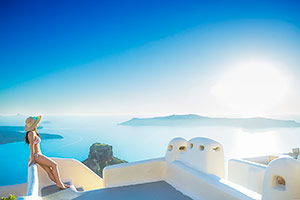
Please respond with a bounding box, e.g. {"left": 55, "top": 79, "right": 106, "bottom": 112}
{"left": 0, "top": 126, "right": 63, "bottom": 145}
{"left": 82, "top": 143, "right": 127, "bottom": 177}
{"left": 119, "top": 114, "right": 300, "bottom": 129}
{"left": 41, "top": 120, "right": 52, "bottom": 124}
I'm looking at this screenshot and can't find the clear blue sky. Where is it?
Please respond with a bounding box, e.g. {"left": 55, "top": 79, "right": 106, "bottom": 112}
{"left": 1, "top": 0, "right": 300, "bottom": 116}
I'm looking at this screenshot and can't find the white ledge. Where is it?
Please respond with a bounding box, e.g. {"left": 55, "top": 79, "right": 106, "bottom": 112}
{"left": 17, "top": 164, "right": 41, "bottom": 200}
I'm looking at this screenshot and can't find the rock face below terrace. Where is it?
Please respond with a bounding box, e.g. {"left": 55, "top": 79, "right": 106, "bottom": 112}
{"left": 82, "top": 143, "right": 127, "bottom": 178}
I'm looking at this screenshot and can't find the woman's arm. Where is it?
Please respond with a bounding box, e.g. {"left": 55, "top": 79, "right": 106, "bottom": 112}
{"left": 28, "top": 131, "right": 36, "bottom": 165}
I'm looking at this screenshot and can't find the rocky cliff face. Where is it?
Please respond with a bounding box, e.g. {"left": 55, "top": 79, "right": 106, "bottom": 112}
{"left": 82, "top": 143, "right": 127, "bottom": 177}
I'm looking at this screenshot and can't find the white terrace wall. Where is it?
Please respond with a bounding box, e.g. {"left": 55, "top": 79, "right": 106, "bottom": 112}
{"left": 104, "top": 137, "right": 261, "bottom": 200}
{"left": 17, "top": 164, "right": 41, "bottom": 200}
{"left": 165, "top": 137, "right": 187, "bottom": 163}
{"left": 16, "top": 136, "right": 300, "bottom": 200}
{"left": 103, "top": 137, "right": 225, "bottom": 189}
{"left": 228, "top": 159, "right": 266, "bottom": 194}
{"left": 37, "top": 158, "right": 103, "bottom": 192}
{"left": 103, "top": 157, "right": 166, "bottom": 187}
{"left": 167, "top": 137, "right": 225, "bottom": 178}
{"left": 166, "top": 160, "right": 260, "bottom": 200}
{"left": 164, "top": 137, "right": 260, "bottom": 200}
{"left": 262, "top": 157, "right": 300, "bottom": 200}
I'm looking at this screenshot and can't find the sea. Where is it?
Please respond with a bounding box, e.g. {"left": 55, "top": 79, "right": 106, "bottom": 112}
{"left": 0, "top": 115, "right": 300, "bottom": 186}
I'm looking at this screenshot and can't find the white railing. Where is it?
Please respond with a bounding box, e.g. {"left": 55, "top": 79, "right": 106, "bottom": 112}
{"left": 17, "top": 164, "right": 41, "bottom": 200}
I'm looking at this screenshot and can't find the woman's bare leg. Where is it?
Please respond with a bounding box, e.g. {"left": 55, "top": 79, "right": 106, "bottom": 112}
{"left": 38, "top": 163, "right": 57, "bottom": 183}
{"left": 45, "top": 166, "right": 70, "bottom": 188}
{"left": 39, "top": 164, "right": 70, "bottom": 188}
{"left": 34, "top": 154, "right": 69, "bottom": 189}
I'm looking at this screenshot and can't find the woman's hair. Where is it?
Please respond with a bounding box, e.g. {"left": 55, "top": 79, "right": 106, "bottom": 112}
{"left": 25, "top": 129, "right": 41, "bottom": 145}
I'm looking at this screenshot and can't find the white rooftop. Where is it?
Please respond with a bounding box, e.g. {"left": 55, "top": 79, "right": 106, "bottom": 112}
{"left": 1, "top": 136, "right": 300, "bottom": 200}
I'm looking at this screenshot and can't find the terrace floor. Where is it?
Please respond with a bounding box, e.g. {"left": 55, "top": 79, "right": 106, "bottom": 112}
{"left": 41, "top": 181, "right": 192, "bottom": 200}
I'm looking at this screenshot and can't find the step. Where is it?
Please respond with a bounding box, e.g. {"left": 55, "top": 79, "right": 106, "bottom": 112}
{"left": 41, "top": 181, "right": 83, "bottom": 200}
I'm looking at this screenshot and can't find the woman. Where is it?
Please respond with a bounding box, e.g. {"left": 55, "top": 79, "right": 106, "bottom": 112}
{"left": 25, "top": 115, "right": 70, "bottom": 190}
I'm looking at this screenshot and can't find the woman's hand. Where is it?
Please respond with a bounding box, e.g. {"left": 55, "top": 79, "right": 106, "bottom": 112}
{"left": 28, "top": 157, "right": 36, "bottom": 167}
{"left": 28, "top": 157, "right": 34, "bottom": 163}
{"left": 28, "top": 160, "right": 36, "bottom": 167}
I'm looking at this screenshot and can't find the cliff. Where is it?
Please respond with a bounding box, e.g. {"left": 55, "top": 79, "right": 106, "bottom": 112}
{"left": 82, "top": 143, "right": 127, "bottom": 177}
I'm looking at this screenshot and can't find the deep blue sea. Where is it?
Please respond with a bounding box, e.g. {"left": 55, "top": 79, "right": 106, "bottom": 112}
{"left": 1, "top": 115, "right": 300, "bottom": 186}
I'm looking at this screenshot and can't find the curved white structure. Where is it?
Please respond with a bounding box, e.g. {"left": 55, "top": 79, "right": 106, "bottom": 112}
{"left": 103, "top": 137, "right": 259, "bottom": 200}
{"left": 37, "top": 158, "right": 103, "bottom": 191}
{"left": 262, "top": 157, "right": 300, "bottom": 200}
{"left": 2, "top": 136, "right": 300, "bottom": 199}
{"left": 103, "top": 137, "right": 300, "bottom": 200}
{"left": 17, "top": 164, "right": 41, "bottom": 200}
{"left": 14, "top": 158, "right": 103, "bottom": 200}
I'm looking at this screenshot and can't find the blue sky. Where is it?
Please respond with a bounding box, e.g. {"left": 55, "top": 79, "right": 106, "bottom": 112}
{"left": 1, "top": 0, "right": 300, "bottom": 117}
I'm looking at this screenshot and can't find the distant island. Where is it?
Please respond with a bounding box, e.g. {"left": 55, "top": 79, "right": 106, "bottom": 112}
{"left": 119, "top": 114, "right": 300, "bottom": 129}
{"left": 0, "top": 126, "right": 63, "bottom": 145}
{"left": 41, "top": 120, "right": 52, "bottom": 124}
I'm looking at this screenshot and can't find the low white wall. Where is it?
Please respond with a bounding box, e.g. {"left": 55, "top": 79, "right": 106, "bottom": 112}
{"left": 103, "top": 149, "right": 261, "bottom": 200}
{"left": 244, "top": 156, "right": 270, "bottom": 165}
{"left": 103, "top": 157, "right": 166, "bottom": 188}
{"left": 9, "top": 136, "right": 293, "bottom": 200}
{"left": 228, "top": 159, "right": 267, "bottom": 194}
{"left": 165, "top": 137, "right": 187, "bottom": 163}
{"left": 17, "top": 164, "right": 41, "bottom": 200}
{"left": 166, "top": 137, "right": 225, "bottom": 178}
{"left": 37, "top": 158, "right": 103, "bottom": 191}
{"left": 262, "top": 157, "right": 300, "bottom": 200}
{"left": 166, "top": 160, "right": 261, "bottom": 200}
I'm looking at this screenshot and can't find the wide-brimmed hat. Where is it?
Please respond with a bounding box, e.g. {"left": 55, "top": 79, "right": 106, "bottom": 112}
{"left": 24, "top": 115, "right": 42, "bottom": 132}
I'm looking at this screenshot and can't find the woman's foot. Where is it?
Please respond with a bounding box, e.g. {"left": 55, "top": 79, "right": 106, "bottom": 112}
{"left": 56, "top": 183, "right": 68, "bottom": 190}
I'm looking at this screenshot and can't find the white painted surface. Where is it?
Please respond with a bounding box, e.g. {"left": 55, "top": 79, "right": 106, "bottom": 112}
{"left": 244, "top": 156, "right": 270, "bottom": 165}
{"left": 228, "top": 159, "right": 266, "bottom": 194}
{"left": 262, "top": 157, "right": 300, "bottom": 200}
{"left": 174, "top": 137, "right": 225, "bottom": 178}
{"left": 17, "top": 164, "right": 41, "bottom": 200}
{"left": 9, "top": 137, "right": 300, "bottom": 200}
{"left": 15, "top": 157, "right": 103, "bottom": 199}
{"left": 37, "top": 158, "right": 103, "bottom": 191}
{"left": 103, "top": 157, "right": 166, "bottom": 187}
{"left": 165, "top": 137, "right": 187, "bottom": 162}
{"left": 103, "top": 137, "right": 260, "bottom": 199}
{"left": 166, "top": 160, "right": 260, "bottom": 200}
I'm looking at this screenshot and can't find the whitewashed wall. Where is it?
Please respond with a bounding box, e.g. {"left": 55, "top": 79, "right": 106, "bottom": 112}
{"left": 103, "top": 157, "right": 166, "bottom": 187}
{"left": 17, "top": 164, "right": 41, "bottom": 200}
{"left": 37, "top": 158, "right": 103, "bottom": 191}
{"left": 12, "top": 136, "right": 300, "bottom": 200}
{"left": 228, "top": 159, "right": 266, "bottom": 194}
{"left": 103, "top": 137, "right": 261, "bottom": 200}
{"left": 262, "top": 157, "right": 300, "bottom": 200}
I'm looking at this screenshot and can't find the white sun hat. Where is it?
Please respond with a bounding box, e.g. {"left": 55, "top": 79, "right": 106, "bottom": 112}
{"left": 24, "top": 115, "right": 42, "bottom": 132}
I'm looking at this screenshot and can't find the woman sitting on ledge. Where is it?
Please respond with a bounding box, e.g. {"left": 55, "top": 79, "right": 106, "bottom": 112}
{"left": 25, "top": 115, "right": 70, "bottom": 190}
